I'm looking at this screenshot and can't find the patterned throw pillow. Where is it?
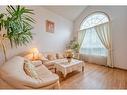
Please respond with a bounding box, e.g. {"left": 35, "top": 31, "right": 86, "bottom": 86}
{"left": 24, "top": 59, "right": 39, "bottom": 79}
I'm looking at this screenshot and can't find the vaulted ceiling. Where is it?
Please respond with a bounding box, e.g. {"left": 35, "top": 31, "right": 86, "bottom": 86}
{"left": 43, "top": 6, "right": 87, "bottom": 21}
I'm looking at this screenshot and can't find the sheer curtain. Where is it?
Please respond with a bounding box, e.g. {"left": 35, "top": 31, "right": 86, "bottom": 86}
{"left": 80, "top": 27, "right": 107, "bottom": 56}
{"left": 78, "top": 12, "right": 112, "bottom": 66}
{"left": 95, "top": 22, "right": 113, "bottom": 67}
{"left": 78, "top": 29, "right": 86, "bottom": 48}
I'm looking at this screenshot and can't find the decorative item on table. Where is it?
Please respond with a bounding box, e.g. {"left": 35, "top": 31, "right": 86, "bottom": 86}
{"left": 65, "top": 49, "right": 73, "bottom": 63}
{"left": 30, "top": 48, "right": 39, "bottom": 61}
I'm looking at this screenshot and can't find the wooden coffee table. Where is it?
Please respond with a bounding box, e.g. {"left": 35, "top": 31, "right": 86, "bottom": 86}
{"left": 54, "top": 58, "right": 84, "bottom": 78}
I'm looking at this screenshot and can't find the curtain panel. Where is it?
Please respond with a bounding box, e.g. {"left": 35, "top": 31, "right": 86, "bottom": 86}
{"left": 95, "top": 22, "right": 113, "bottom": 67}
{"left": 80, "top": 27, "right": 107, "bottom": 56}
{"left": 78, "top": 29, "right": 86, "bottom": 48}
{"left": 78, "top": 22, "right": 113, "bottom": 67}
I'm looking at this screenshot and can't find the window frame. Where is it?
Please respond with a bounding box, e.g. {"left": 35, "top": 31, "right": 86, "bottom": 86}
{"left": 79, "top": 11, "right": 110, "bottom": 31}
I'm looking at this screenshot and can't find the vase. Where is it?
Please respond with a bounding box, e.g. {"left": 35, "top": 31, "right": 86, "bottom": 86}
{"left": 67, "top": 57, "right": 72, "bottom": 63}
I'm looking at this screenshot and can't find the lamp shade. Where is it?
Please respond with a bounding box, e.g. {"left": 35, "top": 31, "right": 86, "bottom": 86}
{"left": 30, "top": 48, "right": 39, "bottom": 60}
{"left": 31, "top": 48, "right": 39, "bottom": 54}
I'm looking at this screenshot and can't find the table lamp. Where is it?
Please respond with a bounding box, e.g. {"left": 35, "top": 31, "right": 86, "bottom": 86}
{"left": 31, "top": 48, "right": 39, "bottom": 60}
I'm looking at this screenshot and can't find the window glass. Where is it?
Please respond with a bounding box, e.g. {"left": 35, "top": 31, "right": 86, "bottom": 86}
{"left": 80, "top": 13, "right": 109, "bottom": 30}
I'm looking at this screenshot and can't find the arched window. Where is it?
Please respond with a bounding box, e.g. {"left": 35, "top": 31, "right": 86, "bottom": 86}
{"left": 79, "top": 12, "right": 109, "bottom": 56}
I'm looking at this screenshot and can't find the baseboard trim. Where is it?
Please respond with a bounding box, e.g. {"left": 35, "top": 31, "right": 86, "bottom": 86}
{"left": 86, "top": 62, "right": 127, "bottom": 71}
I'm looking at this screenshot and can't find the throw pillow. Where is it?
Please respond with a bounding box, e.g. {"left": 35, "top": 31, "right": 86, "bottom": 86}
{"left": 56, "top": 53, "right": 64, "bottom": 59}
{"left": 47, "top": 54, "right": 56, "bottom": 60}
{"left": 39, "top": 53, "right": 48, "bottom": 60}
{"left": 24, "top": 59, "right": 39, "bottom": 79}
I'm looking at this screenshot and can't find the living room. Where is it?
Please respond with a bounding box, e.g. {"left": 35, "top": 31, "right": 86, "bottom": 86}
{"left": 0, "top": 5, "right": 127, "bottom": 89}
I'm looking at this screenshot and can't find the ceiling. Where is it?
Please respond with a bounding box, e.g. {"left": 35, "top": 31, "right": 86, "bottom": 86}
{"left": 43, "top": 6, "right": 87, "bottom": 21}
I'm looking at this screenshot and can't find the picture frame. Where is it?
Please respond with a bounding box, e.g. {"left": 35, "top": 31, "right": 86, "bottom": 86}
{"left": 46, "top": 20, "right": 55, "bottom": 33}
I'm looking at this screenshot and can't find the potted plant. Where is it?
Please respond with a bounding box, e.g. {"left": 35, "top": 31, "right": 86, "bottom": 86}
{"left": 67, "top": 38, "right": 80, "bottom": 53}
{"left": 0, "top": 6, "right": 35, "bottom": 62}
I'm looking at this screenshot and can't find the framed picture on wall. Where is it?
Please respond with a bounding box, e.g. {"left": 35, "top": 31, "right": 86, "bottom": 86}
{"left": 46, "top": 20, "right": 55, "bottom": 33}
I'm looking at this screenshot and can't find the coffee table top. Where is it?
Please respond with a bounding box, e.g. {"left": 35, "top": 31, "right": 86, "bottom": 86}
{"left": 54, "top": 58, "right": 83, "bottom": 68}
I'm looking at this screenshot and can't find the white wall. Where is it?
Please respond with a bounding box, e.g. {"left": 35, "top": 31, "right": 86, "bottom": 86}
{"left": 0, "top": 6, "right": 73, "bottom": 65}
{"left": 74, "top": 6, "right": 127, "bottom": 70}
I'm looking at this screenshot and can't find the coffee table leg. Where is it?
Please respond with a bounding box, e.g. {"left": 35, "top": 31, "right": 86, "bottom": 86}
{"left": 55, "top": 68, "right": 57, "bottom": 73}
{"left": 82, "top": 66, "right": 84, "bottom": 72}
{"left": 63, "top": 74, "right": 66, "bottom": 78}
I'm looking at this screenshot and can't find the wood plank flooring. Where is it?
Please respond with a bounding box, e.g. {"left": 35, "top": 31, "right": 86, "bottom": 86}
{"left": 57, "top": 63, "right": 127, "bottom": 89}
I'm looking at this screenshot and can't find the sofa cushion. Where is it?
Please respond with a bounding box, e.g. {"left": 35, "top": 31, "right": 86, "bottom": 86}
{"left": 47, "top": 54, "right": 56, "bottom": 60}
{"left": 32, "top": 60, "right": 42, "bottom": 67}
{"left": 42, "top": 59, "right": 66, "bottom": 68}
{"left": 56, "top": 53, "right": 64, "bottom": 59}
{"left": 24, "top": 59, "right": 39, "bottom": 79}
{"left": 43, "top": 60, "right": 54, "bottom": 67}
{"left": 35, "top": 65, "right": 59, "bottom": 86}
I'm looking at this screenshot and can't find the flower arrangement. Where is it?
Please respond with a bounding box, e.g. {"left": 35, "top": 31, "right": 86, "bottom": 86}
{"left": 65, "top": 49, "right": 73, "bottom": 63}
{"left": 65, "top": 49, "right": 73, "bottom": 58}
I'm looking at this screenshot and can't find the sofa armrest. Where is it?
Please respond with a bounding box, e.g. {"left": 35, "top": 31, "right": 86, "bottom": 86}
{"left": 23, "top": 74, "right": 59, "bottom": 88}
{"left": 0, "top": 70, "right": 58, "bottom": 89}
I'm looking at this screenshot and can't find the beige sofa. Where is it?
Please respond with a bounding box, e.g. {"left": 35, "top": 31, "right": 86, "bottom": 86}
{"left": 24, "top": 52, "right": 80, "bottom": 71}
{"left": 0, "top": 56, "right": 60, "bottom": 89}
{"left": 24, "top": 52, "right": 66, "bottom": 70}
{"left": 40, "top": 52, "right": 66, "bottom": 70}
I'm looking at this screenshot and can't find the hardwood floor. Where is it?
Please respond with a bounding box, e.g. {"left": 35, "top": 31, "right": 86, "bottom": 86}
{"left": 57, "top": 63, "right": 127, "bottom": 89}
